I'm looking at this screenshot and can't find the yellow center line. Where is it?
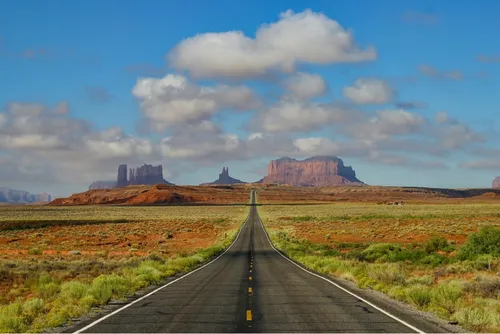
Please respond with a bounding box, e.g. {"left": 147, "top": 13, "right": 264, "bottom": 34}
{"left": 248, "top": 287, "right": 253, "bottom": 294}
{"left": 246, "top": 310, "right": 252, "bottom": 321}
{"left": 249, "top": 269, "right": 252, "bottom": 273}
{"left": 249, "top": 276, "right": 253, "bottom": 281}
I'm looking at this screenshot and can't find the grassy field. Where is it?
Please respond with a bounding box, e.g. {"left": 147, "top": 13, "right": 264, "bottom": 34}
{"left": 260, "top": 203, "right": 500, "bottom": 333}
{"left": 0, "top": 205, "right": 248, "bottom": 332}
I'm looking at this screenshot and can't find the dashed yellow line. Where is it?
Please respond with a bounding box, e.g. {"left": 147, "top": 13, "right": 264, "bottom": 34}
{"left": 249, "top": 276, "right": 253, "bottom": 281}
{"left": 249, "top": 269, "right": 252, "bottom": 273}
{"left": 248, "top": 287, "right": 253, "bottom": 295}
{"left": 246, "top": 310, "right": 252, "bottom": 321}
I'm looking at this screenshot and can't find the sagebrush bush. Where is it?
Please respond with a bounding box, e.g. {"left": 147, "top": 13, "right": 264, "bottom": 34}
{"left": 405, "top": 285, "right": 432, "bottom": 308}
{"left": 60, "top": 281, "right": 89, "bottom": 300}
{"left": 366, "top": 263, "right": 406, "bottom": 285}
{"left": 465, "top": 275, "right": 500, "bottom": 298}
{"left": 453, "top": 306, "right": 491, "bottom": 331}
{"left": 431, "top": 281, "right": 463, "bottom": 315}
{"left": 424, "top": 235, "right": 451, "bottom": 253}
{"left": 457, "top": 226, "right": 500, "bottom": 260}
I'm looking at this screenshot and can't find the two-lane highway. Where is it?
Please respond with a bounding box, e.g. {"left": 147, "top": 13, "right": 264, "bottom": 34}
{"left": 73, "top": 190, "right": 443, "bottom": 333}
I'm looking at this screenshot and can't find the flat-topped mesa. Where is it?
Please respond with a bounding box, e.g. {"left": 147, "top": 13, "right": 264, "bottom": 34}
{"left": 493, "top": 177, "right": 500, "bottom": 189}
{"left": 200, "top": 166, "right": 246, "bottom": 185}
{"left": 262, "top": 156, "right": 364, "bottom": 186}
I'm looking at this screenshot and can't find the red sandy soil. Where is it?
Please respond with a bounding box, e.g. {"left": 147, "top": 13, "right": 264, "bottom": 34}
{"left": 50, "top": 184, "right": 500, "bottom": 206}
{"left": 0, "top": 219, "right": 234, "bottom": 261}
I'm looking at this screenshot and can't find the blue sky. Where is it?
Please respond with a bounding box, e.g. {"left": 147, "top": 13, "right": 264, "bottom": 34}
{"left": 1, "top": 0, "right": 499, "bottom": 197}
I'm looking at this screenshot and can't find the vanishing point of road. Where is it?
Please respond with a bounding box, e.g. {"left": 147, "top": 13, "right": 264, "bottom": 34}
{"left": 73, "top": 190, "right": 447, "bottom": 333}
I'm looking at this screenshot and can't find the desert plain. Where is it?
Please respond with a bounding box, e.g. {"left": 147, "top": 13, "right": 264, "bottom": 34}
{"left": 0, "top": 184, "right": 499, "bottom": 332}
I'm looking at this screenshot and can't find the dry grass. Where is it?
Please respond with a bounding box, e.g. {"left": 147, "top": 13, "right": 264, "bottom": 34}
{"left": 260, "top": 203, "right": 500, "bottom": 244}
{"left": 260, "top": 202, "right": 500, "bottom": 332}
{"left": 0, "top": 204, "right": 248, "bottom": 332}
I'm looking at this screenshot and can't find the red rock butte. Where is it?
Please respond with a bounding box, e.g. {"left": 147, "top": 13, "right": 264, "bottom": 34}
{"left": 261, "top": 156, "right": 364, "bottom": 187}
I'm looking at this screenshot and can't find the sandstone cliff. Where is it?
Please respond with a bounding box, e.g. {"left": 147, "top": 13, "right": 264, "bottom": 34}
{"left": 493, "top": 177, "right": 500, "bottom": 189}
{"left": 200, "top": 167, "right": 246, "bottom": 185}
{"left": 262, "top": 156, "right": 364, "bottom": 186}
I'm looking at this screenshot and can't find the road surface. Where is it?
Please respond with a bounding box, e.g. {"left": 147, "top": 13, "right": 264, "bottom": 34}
{"left": 74, "top": 190, "right": 443, "bottom": 333}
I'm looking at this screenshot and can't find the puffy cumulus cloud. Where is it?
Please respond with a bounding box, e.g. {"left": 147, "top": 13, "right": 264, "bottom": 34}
{"left": 293, "top": 137, "right": 370, "bottom": 157}
{"left": 343, "top": 78, "right": 395, "bottom": 104}
{"left": 419, "top": 65, "right": 463, "bottom": 81}
{"left": 168, "top": 9, "right": 376, "bottom": 78}
{"left": 254, "top": 99, "right": 356, "bottom": 133}
{"left": 285, "top": 73, "right": 327, "bottom": 99}
{"left": 431, "top": 111, "right": 484, "bottom": 149}
{"left": 0, "top": 102, "right": 158, "bottom": 186}
{"left": 133, "top": 74, "right": 259, "bottom": 131}
{"left": 345, "top": 109, "right": 426, "bottom": 142}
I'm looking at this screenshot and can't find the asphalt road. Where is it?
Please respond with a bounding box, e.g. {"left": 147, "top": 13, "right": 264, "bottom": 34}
{"left": 74, "top": 190, "right": 444, "bottom": 333}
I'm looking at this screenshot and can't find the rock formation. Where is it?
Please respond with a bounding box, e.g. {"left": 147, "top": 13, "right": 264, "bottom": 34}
{"left": 117, "top": 164, "right": 128, "bottom": 187}
{"left": 261, "top": 156, "right": 364, "bottom": 186}
{"left": 129, "top": 164, "right": 167, "bottom": 185}
{"left": 200, "top": 167, "right": 246, "bottom": 185}
{"left": 493, "top": 177, "right": 500, "bottom": 189}
{"left": 89, "top": 164, "right": 174, "bottom": 190}
{"left": 0, "top": 187, "right": 52, "bottom": 203}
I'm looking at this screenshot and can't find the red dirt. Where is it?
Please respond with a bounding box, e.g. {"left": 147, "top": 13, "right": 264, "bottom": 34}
{"left": 49, "top": 184, "right": 500, "bottom": 206}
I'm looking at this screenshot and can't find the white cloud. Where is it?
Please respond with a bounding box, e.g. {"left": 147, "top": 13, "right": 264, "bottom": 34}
{"left": 0, "top": 103, "right": 158, "bottom": 186}
{"left": 160, "top": 133, "right": 242, "bottom": 160}
{"left": 168, "top": 9, "right": 376, "bottom": 78}
{"left": 285, "top": 73, "right": 327, "bottom": 99}
{"left": 343, "top": 78, "right": 395, "bottom": 104}
{"left": 255, "top": 99, "right": 354, "bottom": 133}
{"left": 345, "top": 109, "right": 425, "bottom": 142}
{"left": 133, "top": 74, "right": 259, "bottom": 131}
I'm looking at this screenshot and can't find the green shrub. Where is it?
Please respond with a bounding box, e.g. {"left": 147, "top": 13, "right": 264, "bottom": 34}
{"left": 22, "top": 298, "right": 44, "bottom": 323}
{"left": 457, "top": 226, "right": 500, "bottom": 260}
{"left": 0, "top": 300, "right": 26, "bottom": 333}
{"left": 419, "top": 254, "right": 447, "bottom": 267}
{"left": 37, "top": 282, "right": 60, "bottom": 300}
{"left": 424, "top": 235, "right": 450, "bottom": 253}
{"left": 472, "top": 255, "right": 495, "bottom": 271}
{"left": 60, "top": 281, "right": 89, "bottom": 300}
{"left": 90, "top": 274, "right": 131, "bottom": 304}
{"left": 366, "top": 263, "right": 406, "bottom": 285}
{"left": 407, "top": 275, "right": 434, "bottom": 286}
{"left": 134, "top": 265, "right": 163, "bottom": 284}
{"left": 431, "top": 281, "right": 463, "bottom": 315}
{"left": 453, "top": 306, "right": 491, "bottom": 331}
{"left": 405, "top": 285, "right": 432, "bottom": 308}
{"left": 28, "top": 248, "right": 43, "bottom": 255}
{"left": 362, "top": 243, "right": 401, "bottom": 262}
